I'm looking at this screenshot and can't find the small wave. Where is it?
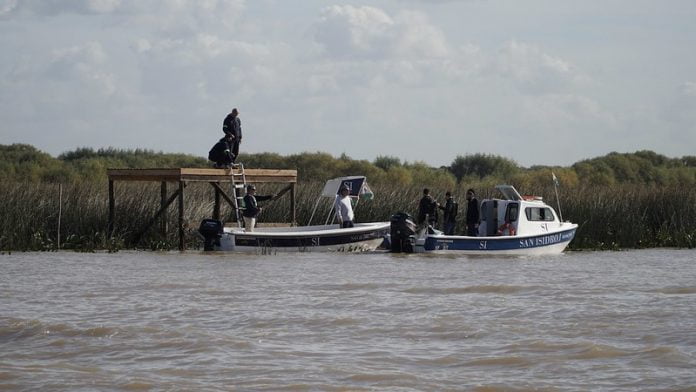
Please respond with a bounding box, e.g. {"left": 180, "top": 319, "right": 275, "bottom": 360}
{"left": 568, "top": 343, "right": 631, "bottom": 360}
{"left": 464, "top": 356, "right": 532, "bottom": 367}
{"left": 202, "top": 289, "right": 240, "bottom": 296}
{"left": 312, "top": 283, "right": 385, "bottom": 291}
{"left": 471, "top": 386, "right": 557, "bottom": 392}
{"left": 504, "top": 339, "right": 590, "bottom": 353}
{"left": 326, "top": 317, "right": 359, "bottom": 327}
{"left": 632, "top": 345, "right": 693, "bottom": 364}
{"left": 416, "top": 354, "right": 462, "bottom": 366}
{"left": 403, "top": 285, "right": 538, "bottom": 295}
{"left": 121, "top": 381, "right": 153, "bottom": 391}
{"left": 0, "top": 318, "right": 43, "bottom": 342}
{"left": 652, "top": 287, "right": 696, "bottom": 295}
{"left": 471, "top": 387, "right": 509, "bottom": 392}
{"left": 0, "top": 372, "right": 18, "bottom": 381}
{"left": 424, "top": 330, "right": 481, "bottom": 341}
{"left": 149, "top": 283, "right": 198, "bottom": 290}
{"left": 0, "top": 318, "right": 121, "bottom": 342}
{"left": 345, "top": 372, "right": 419, "bottom": 383}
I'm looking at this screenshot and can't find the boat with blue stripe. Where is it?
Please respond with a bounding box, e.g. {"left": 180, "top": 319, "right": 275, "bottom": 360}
{"left": 391, "top": 185, "right": 577, "bottom": 256}
{"left": 422, "top": 226, "right": 577, "bottom": 255}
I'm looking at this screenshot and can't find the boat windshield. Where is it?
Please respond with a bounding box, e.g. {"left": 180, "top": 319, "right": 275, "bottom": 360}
{"left": 495, "top": 185, "right": 522, "bottom": 201}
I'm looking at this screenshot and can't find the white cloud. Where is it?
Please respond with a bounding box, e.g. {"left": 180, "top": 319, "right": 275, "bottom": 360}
{"left": 314, "top": 5, "right": 394, "bottom": 59}
{"left": 85, "top": 0, "right": 121, "bottom": 13}
{"left": 314, "top": 5, "right": 449, "bottom": 60}
{"left": 392, "top": 10, "right": 449, "bottom": 58}
{"left": 0, "top": 0, "right": 244, "bottom": 24}
{"left": 494, "top": 41, "right": 586, "bottom": 95}
{"left": 132, "top": 33, "right": 279, "bottom": 101}
{"left": 0, "top": 0, "right": 18, "bottom": 16}
{"left": 125, "top": 0, "right": 246, "bottom": 35}
{"left": 45, "top": 42, "right": 116, "bottom": 95}
{"left": 660, "top": 81, "right": 696, "bottom": 144}
{"left": 0, "top": 0, "right": 120, "bottom": 16}
{"left": 683, "top": 81, "right": 696, "bottom": 97}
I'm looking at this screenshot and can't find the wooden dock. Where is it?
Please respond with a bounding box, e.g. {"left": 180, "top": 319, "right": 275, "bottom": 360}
{"left": 107, "top": 168, "right": 298, "bottom": 250}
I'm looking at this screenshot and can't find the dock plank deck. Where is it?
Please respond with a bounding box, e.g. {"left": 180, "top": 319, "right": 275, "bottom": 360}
{"left": 107, "top": 168, "right": 297, "bottom": 183}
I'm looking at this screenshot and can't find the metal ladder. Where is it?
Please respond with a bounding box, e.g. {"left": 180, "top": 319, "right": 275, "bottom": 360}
{"left": 230, "top": 163, "right": 247, "bottom": 228}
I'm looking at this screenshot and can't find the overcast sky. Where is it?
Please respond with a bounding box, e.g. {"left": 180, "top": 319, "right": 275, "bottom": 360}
{"left": 1, "top": 0, "right": 694, "bottom": 167}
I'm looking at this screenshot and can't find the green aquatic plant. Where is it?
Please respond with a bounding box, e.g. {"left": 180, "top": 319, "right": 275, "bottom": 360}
{"left": 1, "top": 180, "right": 695, "bottom": 251}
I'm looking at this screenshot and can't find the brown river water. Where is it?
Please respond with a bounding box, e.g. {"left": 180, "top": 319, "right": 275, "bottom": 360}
{"left": 1, "top": 249, "right": 695, "bottom": 391}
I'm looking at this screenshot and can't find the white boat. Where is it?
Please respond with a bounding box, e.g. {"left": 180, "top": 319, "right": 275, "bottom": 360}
{"left": 390, "top": 185, "right": 577, "bottom": 256}
{"left": 199, "top": 176, "right": 390, "bottom": 252}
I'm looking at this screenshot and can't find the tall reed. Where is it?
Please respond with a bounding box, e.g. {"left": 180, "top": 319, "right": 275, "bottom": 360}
{"left": 1, "top": 181, "right": 694, "bottom": 251}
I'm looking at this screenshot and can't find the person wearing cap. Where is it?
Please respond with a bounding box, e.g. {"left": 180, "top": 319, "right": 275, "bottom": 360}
{"left": 208, "top": 133, "right": 235, "bottom": 168}
{"left": 334, "top": 185, "right": 355, "bottom": 228}
{"left": 438, "top": 191, "right": 458, "bottom": 235}
{"left": 222, "top": 108, "right": 242, "bottom": 162}
{"left": 242, "top": 184, "right": 274, "bottom": 231}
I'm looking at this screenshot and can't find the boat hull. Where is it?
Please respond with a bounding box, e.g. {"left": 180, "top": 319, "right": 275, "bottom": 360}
{"left": 215, "top": 222, "right": 390, "bottom": 253}
{"left": 418, "top": 225, "right": 577, "bottom": 256}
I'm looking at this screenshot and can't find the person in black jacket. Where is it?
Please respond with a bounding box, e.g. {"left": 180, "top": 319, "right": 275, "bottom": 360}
{"left": 465, "top": 188, "right": 480, "bottom": 236}
{"left": 208, "top": 133, "right": 234, "bottom": 168}
{"left": 438, "top": 191, "right": 458, "bottom": 235}
{"left": 417, "top": 188, "right": 438, "bottom": 226}
{"left": 242, "top": 185, "right": 274, "bottom": 231}
{"left": 222, "top": 108, "right": 242, "bottom": 161}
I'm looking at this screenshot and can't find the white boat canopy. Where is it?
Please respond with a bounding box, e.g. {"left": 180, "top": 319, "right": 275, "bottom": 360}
{"left": 310, "top": 176, "right": 375, "bottom": 225}
{"left": 319, "top": 176, "right": 374, "bottom": 199}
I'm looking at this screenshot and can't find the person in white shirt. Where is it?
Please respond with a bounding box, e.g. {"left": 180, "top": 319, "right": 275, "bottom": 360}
{"left": 334, "top": 185, "right": 354, "bottom": 228}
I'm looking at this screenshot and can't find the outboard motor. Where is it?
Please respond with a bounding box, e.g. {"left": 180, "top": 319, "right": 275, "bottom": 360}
{"left": 199, "top": 219, "right": 223, "bottom": 251}
{"left": 390, "top": 212, "right": 416, "bottom": 253}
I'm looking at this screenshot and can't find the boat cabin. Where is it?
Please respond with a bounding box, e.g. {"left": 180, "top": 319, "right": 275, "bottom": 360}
{"left": 478, "top": 185, "right": 561, "bottom": 237}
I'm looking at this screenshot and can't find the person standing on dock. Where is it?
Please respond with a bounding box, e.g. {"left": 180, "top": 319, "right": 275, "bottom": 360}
{"left": 465, "top": 188, "right": 480, "bottom": 236}
{"left": 242, "top": 185, "right": 273, "bottom": 231}
{"left": 438, "top": 191, "right": 458, "bottom": 235}
{"left": 222, "top": 108, "right": 242, "bottom": 162}
{"left": 335, "top": 185, "right": 355, "bottom": 228}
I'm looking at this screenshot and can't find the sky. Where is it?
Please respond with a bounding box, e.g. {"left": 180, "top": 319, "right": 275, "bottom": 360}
{"left": 1, "top": 0, "right": 695, "bottom": 167}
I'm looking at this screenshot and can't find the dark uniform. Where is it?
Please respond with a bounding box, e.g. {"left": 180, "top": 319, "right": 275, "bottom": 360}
{"left": 222, "top": 112, "right": 242, "bottom": 161}
{"left": 241, "top": 188, "right": 273, "bottom": 231}
{"left": 417, "top": 194, "right": 438, "bottom": 226}
{"left": 439, "top": 198, "right": 458, "bottom": 235}
{"left": 208, "top": 137, "right": 234, "bottom": 168}
{"left": 466, "top": 197, "right": 480, "bottom": 236}
{"left": 242, "top": 193, "right": 273, "bottom": 219}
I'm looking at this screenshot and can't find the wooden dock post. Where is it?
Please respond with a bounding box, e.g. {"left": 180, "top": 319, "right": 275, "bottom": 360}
{"left": 108, "top": 179, "right": 115, "bottom": 236}
{"left": 160, "top": 181, "right": 168, "bottom": 237}
{"left": 213, "top": 183, "right": 221, "bottom": 220}
{"left": 290, "top": 183, "right": 296, "bottom": 226}
{"left": 178, "top": 181, "right": 185, "bottom": 251}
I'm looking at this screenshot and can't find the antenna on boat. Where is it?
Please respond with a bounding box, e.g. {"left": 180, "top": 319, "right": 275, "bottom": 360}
{"left": 552, "top": 171, "right": 564, "bottom": 223}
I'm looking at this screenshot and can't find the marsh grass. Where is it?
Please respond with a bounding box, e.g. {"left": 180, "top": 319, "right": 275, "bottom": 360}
{"left": 1, "top": 181, "right": 694, "bottom": 251}
{"left": 562, "top": 184, "right": 696, "bottom": 249}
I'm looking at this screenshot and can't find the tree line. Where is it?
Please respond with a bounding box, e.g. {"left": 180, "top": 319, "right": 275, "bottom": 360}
{"left": 1, "top": 143, "right": 695, "bottom": 188}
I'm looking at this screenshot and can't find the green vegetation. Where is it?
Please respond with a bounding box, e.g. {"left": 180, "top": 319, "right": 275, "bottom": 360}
{"left": 1, "top": 143, "right": 695, "bottom": 251}
{"left": 0, "top": 144, "right": 209, "bottom": 183}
